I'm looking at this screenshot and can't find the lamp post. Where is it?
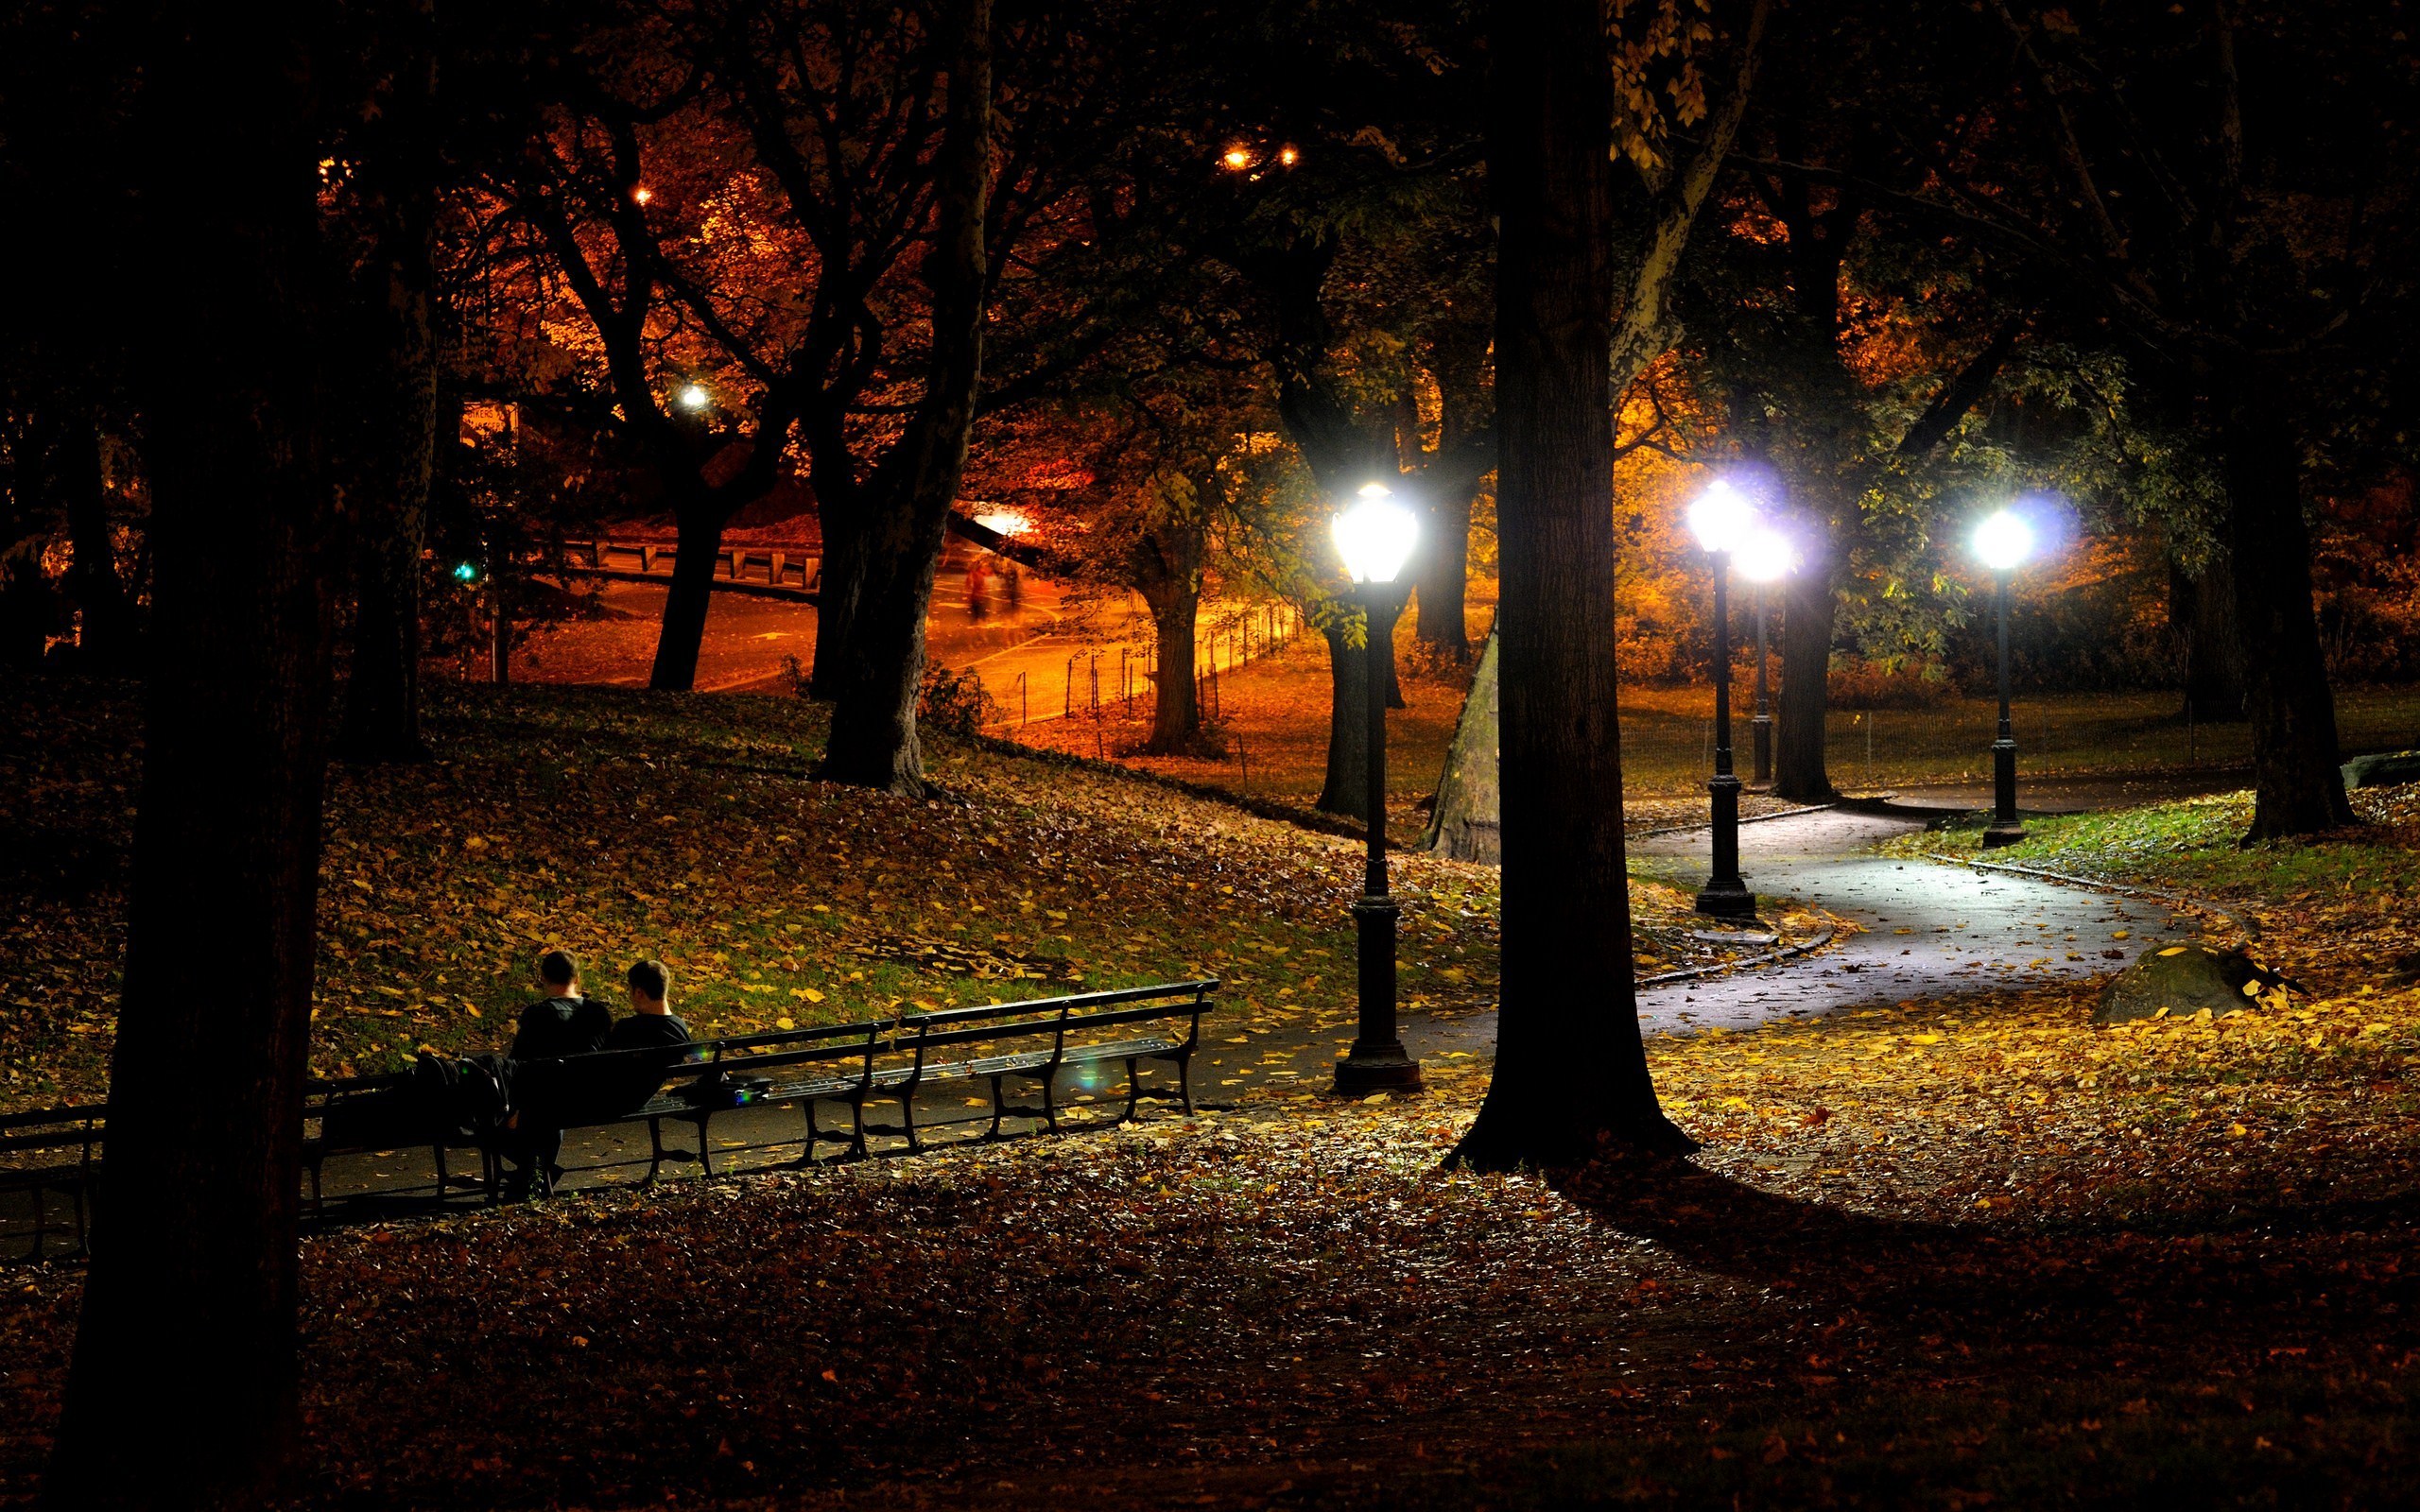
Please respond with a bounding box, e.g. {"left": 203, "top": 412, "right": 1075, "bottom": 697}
{"left": 1687, "top": 481, "right": 1758, "bottom": 919}
{"left": 1735, "top": 528, "right": 1796, "bottom": 790}
{"left": 1973, "top": 508, "right": 2034, "bottom": 848}
{"left": 1332, "top": 482, "right": 1424, "bottom": 1095}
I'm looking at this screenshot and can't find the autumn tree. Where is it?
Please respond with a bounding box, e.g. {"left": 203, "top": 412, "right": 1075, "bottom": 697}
{"left": 1452, "top": 0, "right": 1766, "bottom": 1170}
{"left": 1848, "top": 2, "right": 2420, "bottom": 838}
{"left": 26, "top": 4, "right": 351, "bottom": 1503}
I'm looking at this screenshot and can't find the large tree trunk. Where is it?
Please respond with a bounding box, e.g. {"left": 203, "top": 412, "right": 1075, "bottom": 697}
{"left": 48, "top": 14, "right": 335, "bottom": 1506}
{"left": 60, "top": 416, "right": 136, "bottom": 671}
{"left": 2219, "top": 402, "right": 2351, "bottom": 840}
{"left": 648, "top": 501, "right": 730, "bottom": 692}
{"left": 2170, "top": 553, "right": 2246, "bottom": 724}
{"left": 1452, "top": 0, "right": 1693, "bottom": 1171}
{"left": 1144, "top": 588, "right": 1201, "bottom": 751}
{"left": 1414, "top": 482, "right": 1474, "bottom": 657}
{"left": 806, "top": 503, "right": 865, "bottom": 698}
{"left": 336, "top": 192, "right": 439, "bottom": 762}
{"left": 1316, "top": 614, "right": 1373, "bottom": 815}
{"left": 1772, "top": 528, "right": 1840, "bottom": 800}
{"left": 820, "top": 0, "right": 992, "bottom": 792}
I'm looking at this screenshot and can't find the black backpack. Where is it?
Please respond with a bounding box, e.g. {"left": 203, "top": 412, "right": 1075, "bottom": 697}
{"left": 410, "top": 1052, "right": 514, "bottom": 1139}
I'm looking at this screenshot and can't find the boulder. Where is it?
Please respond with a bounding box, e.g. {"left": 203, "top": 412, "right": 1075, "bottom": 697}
{"left": 2342, "top": 750, "right": 2420, "bottom": 790}
{"left": 2094, "top": 943, "right": 2292, "bottom": 1025}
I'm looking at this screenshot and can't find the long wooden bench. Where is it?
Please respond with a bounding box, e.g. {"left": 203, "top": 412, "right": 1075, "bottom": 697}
{"left": 0, "top": 981, "right": 1221, "bottom": 1241}
{"left": 520, "top": 978, "right": 1219, "bottom": 1181}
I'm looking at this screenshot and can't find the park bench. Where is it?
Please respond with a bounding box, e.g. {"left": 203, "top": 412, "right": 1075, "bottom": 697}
{"left": 514, "top": 977, "right": 1220, "bottom": 1183}
{"left": 304, "top": 1071, "right": 494, "bottom": 1212}
{"left": 0, "top": 1103, "right": 104, "bottom": 1260}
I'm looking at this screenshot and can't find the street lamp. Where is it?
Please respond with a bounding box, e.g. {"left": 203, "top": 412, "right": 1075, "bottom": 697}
{"left": 1686, "top": 480, "right": 1758, "bottom": 919}
{"left": 1972, "top": 507, "right": 2035, "bottom": 848}
{"left": 1734, "top": 526, "right": 1797, "bottom": 789}
{"left": 677, "top": 384, "right": 711, "bottom": 411}
{"left": 1331, "top": 481, "right": 1423, "bottom": 1095}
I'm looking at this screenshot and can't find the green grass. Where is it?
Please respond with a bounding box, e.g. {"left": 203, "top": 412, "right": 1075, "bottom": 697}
{"left": 1617, "top": 683, "right": 2420, "bottom": 796}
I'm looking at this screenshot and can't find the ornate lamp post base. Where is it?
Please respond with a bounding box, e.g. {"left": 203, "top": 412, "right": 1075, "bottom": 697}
{"left": 1339, "top": 898, "right": 1422, "bottom": 1091}
{"left": 1982, "top": 735, "right": 2026, "bottom": 847}
{"left": 1693, "top": 769, "right": 1760, "bottom": 918}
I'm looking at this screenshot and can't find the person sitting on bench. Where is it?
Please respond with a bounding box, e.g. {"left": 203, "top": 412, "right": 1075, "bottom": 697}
{"left": 501, "top": 950, "right": 612, "bottom": 1198}
{"left": 511, "top": 950, "right": 612, "bottom": 1060}
{"left": 593, "top": 958, "right": 695, "bottom": 1113}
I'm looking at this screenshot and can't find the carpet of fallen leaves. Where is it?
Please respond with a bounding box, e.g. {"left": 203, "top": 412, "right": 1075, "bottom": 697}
{"left": 3, "top": 955, "right": 2417, "bottom": 1507}
{"left": 0, "top": 678, "right": 1831, "bottom": 1110}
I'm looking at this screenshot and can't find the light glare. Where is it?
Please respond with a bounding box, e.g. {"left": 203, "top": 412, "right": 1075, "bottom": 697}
{"left": 1685, "top": 479, "right": 1757, "bottom": 555}
{"left": 678, "top": 384, "right": 711, "bottom": 411}
{"left": 1972, "top": 508, "right": 2034, "bottom": 572}
{"left": 1332, "top": 482, "right": 1420, "bottom": 585}
{"left": 1735, "top": 528, "right": 1799, "bottom": 583}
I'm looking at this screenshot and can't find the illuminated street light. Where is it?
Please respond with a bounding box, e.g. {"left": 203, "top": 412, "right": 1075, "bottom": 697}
{"left": 451, "top": 561, "right": 479, "bottom": 584}
{"left": 1277, "top": 146, "right": 1300, "bottom": 166}
{"left": 1972, "top": 507, "right": 2036, "bottom": 847}
{"left": 678, "top": 384, "right": 711, "bottom": 411}
{"left": 1685, "top": 479, "right": 1758, "bottom": 919}
{"left": 1734, "top": 526, "right": 1799, "bottom": 789}
{"left": 1331, "top": 481, "right": 1422, "bottom": 1095}
{"left": 1220, "top": 145, "right": 1253, "bottom": 171}
{"left": 632, "top": 186, "right": 653, "bottom": 206}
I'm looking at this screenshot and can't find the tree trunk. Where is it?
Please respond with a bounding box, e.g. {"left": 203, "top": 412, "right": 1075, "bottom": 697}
{"left": 819, "top": 0, "right": 992, "bottom": 793}
{"left": 1144, "top": 588, "right": 1201, "bottom": 751}
{"left": 806, "top": 503, "right": 865, "bottom": 699}
{"left": 1316, "top": 614, "right": 1372, "bottom": 816}
{"left": 2170, "top": 554, "right": 2246, "bottom": 723}
{"left": 2219, "top": 402, "right": 2351, "bottom": 841}
{"left": 336, "top": 194, "right": 439, "bottom": 762}
{"left": 48, "top": 14, "right": 334, "bottom": 1505}
{"left": 1772, "top": 530, "right": 1840, "bottom": 800}
{"left": 1451, "top": 0, "right": 1693, "bottom": 1171}
{"left": 60, "top": 416, "right": 136, "bottom": 671}
{"left": 648, "top": 503, "right": 728, "bottom": 692}
{"left": 1414, "top": 480, "right": 1475, "bottom": 657}
{"left": 1423, "top": 627, "right": 1502, "bottom": 861}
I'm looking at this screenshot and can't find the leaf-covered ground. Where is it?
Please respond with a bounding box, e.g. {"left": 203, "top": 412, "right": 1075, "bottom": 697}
{"left": 0, "top": 677, "right": 1829, "bottom": 1110}
{"left": 9, "top": 683, "right": 2418, "bottom": 1506}
{"left": 2, "top": 963, "right": 2416, "bottom": 1507}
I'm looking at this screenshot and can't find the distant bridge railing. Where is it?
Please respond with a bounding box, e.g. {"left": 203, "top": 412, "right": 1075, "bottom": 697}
{"left": 550, "top": 540, "right": 821, "bottom": 603}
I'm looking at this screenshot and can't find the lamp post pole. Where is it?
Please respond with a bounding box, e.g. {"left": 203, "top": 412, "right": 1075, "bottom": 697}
{"left": 1983, "top": 566, "right": 2026, "bottom": 847}
{"left": 1337, "top": 583, "right": 1423, "bottom": 1093}
{"left": 1697, "top": 552, "right": 1756, "bottom": 918}
{"left": 1750, "top": 584, "right": 1772, "bottom": 788}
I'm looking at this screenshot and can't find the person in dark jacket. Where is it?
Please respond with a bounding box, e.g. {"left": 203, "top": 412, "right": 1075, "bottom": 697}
{"left": 510, "top": 950, "right": 612, "bottom": 1060}
{"left": 596, "top": 958, "right": 695, "bottom": 1113}
{"left": 501, "top": 951, "right": 611, "bottom": 1197}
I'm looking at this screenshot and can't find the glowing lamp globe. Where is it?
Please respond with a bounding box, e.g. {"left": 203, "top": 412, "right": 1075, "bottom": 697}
{"left": 1972, "top": 508, "right": 2034, "bottom": 572}
{"left": 1332, "top": 482, "right": 1420, "bottom": 585}
{"left": 678, "top": 384, "right": 711, "bottom": 411}
{"left": 1735, "top": 528, "right": 1798, "bottom": 584}
{"left": 1686, "top": 479, "right": 1757, "bottom": 555}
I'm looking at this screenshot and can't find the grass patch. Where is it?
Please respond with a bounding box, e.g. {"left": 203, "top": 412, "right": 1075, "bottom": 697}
{"left": 0, "top": 675, "right": 1833, "bottom": 1109}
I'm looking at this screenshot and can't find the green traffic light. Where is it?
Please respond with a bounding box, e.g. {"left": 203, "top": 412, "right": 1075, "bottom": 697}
{"left": 453, "top": 562, "right": 479, "bottom": 583}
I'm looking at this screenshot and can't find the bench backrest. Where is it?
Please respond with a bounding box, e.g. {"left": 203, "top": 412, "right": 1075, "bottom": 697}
{"left": 896, "top": 979, "right": 1219, "bottom": 1063}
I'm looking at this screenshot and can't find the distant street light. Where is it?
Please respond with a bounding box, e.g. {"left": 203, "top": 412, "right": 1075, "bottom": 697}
{"left": 677, "top": 384, "right": 711, "bottom": 411}
{"left": 1734, "top": 527, "right": 1798, "bottom": 789}
{"left": 1972, "top": 507, "right": 2036, "bottom": 847}
{"left": 451, "top": 560, "right": 479, "bottom": 584}
{"left": 1331, "top": 481, "right": 1423, "bottom": 1095}
{"left": 1685, "top": 480, "right": 1758, "bottom": 919}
